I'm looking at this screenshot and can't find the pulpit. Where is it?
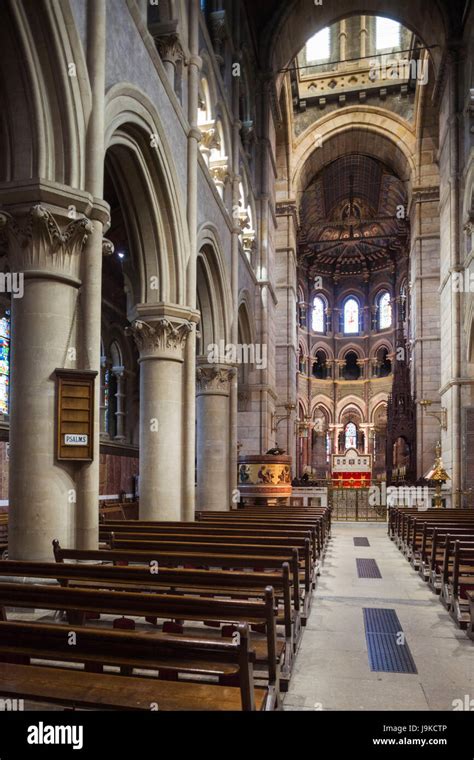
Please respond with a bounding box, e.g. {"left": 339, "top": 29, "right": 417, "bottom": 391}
{"left": 238, "top": 454, "right": 292, "bottom": 505}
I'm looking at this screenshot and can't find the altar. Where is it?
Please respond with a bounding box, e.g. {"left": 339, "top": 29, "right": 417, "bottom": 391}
{"left": 331, "top": 448, "right": 372, "bottom": 488}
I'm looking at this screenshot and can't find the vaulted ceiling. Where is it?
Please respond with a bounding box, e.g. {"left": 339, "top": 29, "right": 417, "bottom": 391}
{"left": 298, "top": 155, "right": 409, "bottom": 280}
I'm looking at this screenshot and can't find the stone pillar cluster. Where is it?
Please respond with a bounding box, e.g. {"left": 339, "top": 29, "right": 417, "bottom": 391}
{"left": 0, "top": 204, "right": 93, "bottom": 560}
{"left": 126, "top": 308, "right": 195, "bottom": 521}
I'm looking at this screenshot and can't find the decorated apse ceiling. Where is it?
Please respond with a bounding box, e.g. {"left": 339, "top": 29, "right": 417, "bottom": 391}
{"left": 298, "top": 155, "right": 409, "bottom": 281}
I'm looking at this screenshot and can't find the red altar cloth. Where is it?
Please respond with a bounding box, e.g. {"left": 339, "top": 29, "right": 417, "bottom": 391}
{"left": 331, "top": 472, "right": 371, "bottom": 488}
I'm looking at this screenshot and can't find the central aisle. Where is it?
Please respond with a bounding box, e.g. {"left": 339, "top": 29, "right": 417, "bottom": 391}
{"left": 284, "top": 522, "right": 474, "bottom": 711}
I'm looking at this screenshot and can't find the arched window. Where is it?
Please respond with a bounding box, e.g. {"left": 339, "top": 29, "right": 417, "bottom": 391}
{"left": 377, "top": 291, "right": 392, "bottom": 330}
{"left": 345, "top": 422, "right": 357, "bottom": 450}
{"left": 312, "top": 296, "right": 325, "bottom": 333}
{"left": 0, "top": 311, "right": 11, "bottom": 415}
{"left": 326, "top": 432, "right": 331, "bottom": 464}
{"left": 343, "top": 298, "right": 360, "bottom": 334}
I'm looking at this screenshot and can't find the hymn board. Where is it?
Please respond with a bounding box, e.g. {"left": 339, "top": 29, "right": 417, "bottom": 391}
{"left": 55, "top": 369, "right": 97, "bottom": 461}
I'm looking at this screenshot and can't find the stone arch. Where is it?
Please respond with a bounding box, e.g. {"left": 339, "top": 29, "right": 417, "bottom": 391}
{"left": 371, "top": 339, "right": 393, "bottom": 358}
{"left": 338, "top": 344, "right": 363, "bottom": 361}
{"left": 337, "top": 397, "right": 365, "bottom": 423}
{"left": 0, "top": 0, "right": 90, "bottom": 187}
{"left": 196, "top": 225, "right": 232, "bottom": 352}
{"left": 371, "top": 396, "right": 389, "bottom": 423}
{"left": 293, "top": 112, "right": 415, "bottom": 196}
{"left": 261, "top": 1, "right": 448, "bottom": 90}
{"left": 238, "top": 293, "right": 256, "bottom": 347}
{"left": 311, "top": 342, "right": 333, "bottom": 360}
{"left": 311, "top": 397, "right": 333, "bottom": 424}
{"left": 104, "top": 85, "right": 189, "bottom": 308}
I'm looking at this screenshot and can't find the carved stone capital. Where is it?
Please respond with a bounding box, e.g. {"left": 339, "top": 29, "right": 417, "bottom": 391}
{"left": 199, "top": 123, "right": 221, "bottom": 152}
{"left": 127, "top": 318, "right": 193, "bottom": 362}
{"left": 154, "top": 33, "right": 185, "bottom": 64}
{"left": 209, "top": 10, "right": 229, "bottom": 60}
{"left": 196, "top": 363, "right": 236, "bottom": 396}
{"left": 0, "top": 205, "right": 92, "bottom": 283}
{"left": 210, "top": 160, "right": 230, "bottom": 187}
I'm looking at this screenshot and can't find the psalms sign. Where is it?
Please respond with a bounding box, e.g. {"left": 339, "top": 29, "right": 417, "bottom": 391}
{"left": 55, "top": 369, "right": 97, "bottom": 461}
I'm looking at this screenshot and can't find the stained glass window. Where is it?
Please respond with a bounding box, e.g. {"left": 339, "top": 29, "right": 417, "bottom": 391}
{"left": 0, "top": 312, "right": 10, "bottom": 415}
{"left": 306, "top": 28, "right": 330, "bottom": 63}
{"left": 326, "top": 432, "right": 331, "bottom": 464}
{"left": 378, "top": 291, "right": 392, "bottom": 329}
{"left": 345, "top": 422, "right": 357, "bottom": 450}
{"left": 312, "top": 296, "right": 325, "bottom": 333}
{"left": 344, "top": 298, "right": 359, "bottom": 334}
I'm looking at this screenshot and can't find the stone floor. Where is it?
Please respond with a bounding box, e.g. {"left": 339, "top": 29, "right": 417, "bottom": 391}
{"left": 283, "top": 522, "right": 474, "bottom": 711}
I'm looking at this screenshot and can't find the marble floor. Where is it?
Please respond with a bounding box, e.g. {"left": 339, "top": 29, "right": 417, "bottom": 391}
{"left": 283, "top": 522, "right": 474, "bottom": 711}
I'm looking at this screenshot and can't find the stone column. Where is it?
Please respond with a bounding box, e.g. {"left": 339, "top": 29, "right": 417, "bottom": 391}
{"left": 113, "top": 366, "right": 126, "bottom": 441}
{"left": 0, "top": 204, "right": 92, "bottom": 560}
{"left": 196, "top": 363, "right": 235, "bottom": 510}
{"left": 127, "top": 308, "right": 194, "bottom": 521}
{"left": 182, "top": 1, "right": 202, "bottom": 522}
{"left": 99, "top": 356, "right": 108, "bottom": 434}
{"left": 155, "top": 34, "right": 185, "bottom": 91}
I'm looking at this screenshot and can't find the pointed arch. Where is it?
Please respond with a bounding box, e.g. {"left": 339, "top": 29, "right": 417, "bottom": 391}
{"left": 105, "top": 84, "right": 190, "bottom": 307}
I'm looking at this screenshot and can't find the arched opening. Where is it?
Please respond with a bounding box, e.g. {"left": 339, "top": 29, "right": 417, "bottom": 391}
{"left": 374, "top": 347, "right": 392, "bottom": 378}
{"left": 312, "top": 350, "right": 328, "bottom": 379}
{"left": 343, "top": 351, "right": 361, "bottom": 380}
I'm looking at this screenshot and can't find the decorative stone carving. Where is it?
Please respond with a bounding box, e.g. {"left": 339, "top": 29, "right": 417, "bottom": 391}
{"left": 200, "top": 124, "right": 221, "bottom": 152}
{"left": 209, "top": 10, "right": 229, "bottom": 64}
{"left": 241, "top": 121, "right": 255, "bottom": 157}
{"left": 210, "top": 161, "right": 230, "bottom": 193}
{"left": 126, "top": 318, "right": 193, "bottom": 361}
{"left": 238, "top": 388, "right": 250, "bottom": 412}
{"left": 0, "top": 205, "right": 92, "bottom": 281}
{"left": 154, "top": 33, "right": 185, "bottom": 65}
{"left": 196, "top": 364, "right": 236, "bottom": 396}
{"left": 102, "top": 238, "right": 115, "bottom": 256}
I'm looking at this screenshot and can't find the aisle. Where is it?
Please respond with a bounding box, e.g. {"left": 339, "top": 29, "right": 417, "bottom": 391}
{"left": 283, "top": 522, "right": 474, "bottom": 711}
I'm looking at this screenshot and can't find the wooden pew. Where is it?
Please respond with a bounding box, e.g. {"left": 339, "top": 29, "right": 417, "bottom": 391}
{"left": 389, "top": 507, "right": 474, "bottom": 549}
{"left": 0, "top": 513, "right": 7, "bottom": 558}
{"left": 196, "top": 514, "right": 326, "bottom": 558}
{"left": 467, "top": 591, "right": 474, "bottom": 641}
{"left": 106, "top": 532, "right": 314, "bottom": 618}
{"left": 101, "top": 518, "right": 321, "bottom": 566}
{"left": 404, "top": 514, "right": 474, "bottom": 558}
{"left": 413, "top": 523, "right": 474, "bottom": 579}
{"left": 0, "top": 558, "right": 297, "bottom": 684}
{"left": 52, "top": 541, "right": 303, "bottom": 625}
{"left": 0, "top": 620, "right": 270, "bottom": 710}
{"left": 426, "top": 532, "right": 474, "bottom": 590}
{"left": 445, "top": 543, "right": 474, "bottom": 627}
{"left": 0, "top": 579, "right": 282, "bottom": 699}
{"left": 99, "top": 520, "right": 319, "bottom": 559}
